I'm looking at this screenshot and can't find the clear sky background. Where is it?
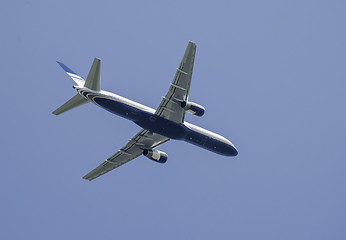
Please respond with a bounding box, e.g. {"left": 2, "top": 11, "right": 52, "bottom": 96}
{"left": 1, "top": 0, "right": 346, "bottom": 239}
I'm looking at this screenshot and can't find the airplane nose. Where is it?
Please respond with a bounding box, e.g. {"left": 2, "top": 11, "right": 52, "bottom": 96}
{"left": 219, "top": 138, "right": 238, "bottom": 156}
{"left": 231, "top": 146, "right": 238, "bottom": 156}
{"left": 226, "top": 143, "right": 238, "bottom": 156}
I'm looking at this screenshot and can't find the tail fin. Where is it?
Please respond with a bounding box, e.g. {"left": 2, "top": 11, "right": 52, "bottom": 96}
{"left": 56, "top": 61, "right": 85, "bottom": 87}
{"left": 56, "top": 58, "right": 101, "bottom": 90}
{"left": 53, "top": 58, "right": 101, "bottom": 115}
{"left": 52, "top": 94, "right": 89, "bottom": 115}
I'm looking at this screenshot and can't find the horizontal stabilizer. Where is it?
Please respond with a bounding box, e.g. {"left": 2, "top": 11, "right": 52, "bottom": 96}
{"left": 56, "top": 61, "right": 85, "bottom": 86}
{"left": 52, "top": 94, "right": 89, "bottom": 115}
{"left": 84, "top": 58, "right": 101, "bottom": 91}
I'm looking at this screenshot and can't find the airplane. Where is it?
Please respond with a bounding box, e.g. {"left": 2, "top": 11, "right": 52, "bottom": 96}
{"left": 53, "top": 41, "right": 238, "bottom": 181}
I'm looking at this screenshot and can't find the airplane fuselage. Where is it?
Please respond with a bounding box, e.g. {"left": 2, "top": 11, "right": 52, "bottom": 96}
{"left": 76, "top": 87, "right": 238, "bottom": 156}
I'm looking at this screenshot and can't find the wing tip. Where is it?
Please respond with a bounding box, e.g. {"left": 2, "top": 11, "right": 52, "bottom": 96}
{"left": 82, "top": 177, "right": 92, "bottom": 181}
{"left": 188, "top": 40, "right": 196, "bottom": 46}
{"left": 82, "top": 174, "right": 95, "bottom": 181}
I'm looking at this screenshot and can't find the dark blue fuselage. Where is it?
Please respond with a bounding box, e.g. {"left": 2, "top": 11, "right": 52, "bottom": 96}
{"left": 90, "top": 95, "right": 237, "bottom": 156}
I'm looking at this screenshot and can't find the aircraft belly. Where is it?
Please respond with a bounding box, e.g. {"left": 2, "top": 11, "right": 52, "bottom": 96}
{"left": 92, "top": 97, "right": 186, "bottom": 139}
{"left": 93, "top": 97, "right": 142, "bottom": 121}
{"left": 134, "top": 114, "right": 186, "bottom": 140}
{"left": 184, "top": 130, "right": 238, "bottom": 156}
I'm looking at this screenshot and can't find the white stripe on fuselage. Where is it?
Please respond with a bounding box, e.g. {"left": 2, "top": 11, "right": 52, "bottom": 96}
{"left": 78, "top": 88, "right": 156, "bottom": 114}
{"left": 184, "top": 122, "right": 236, "bottom": 148}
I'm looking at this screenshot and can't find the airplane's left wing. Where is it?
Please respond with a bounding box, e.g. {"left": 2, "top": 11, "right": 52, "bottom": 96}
{"left": 83, "top": 129, "right": 169, "bottom": 181}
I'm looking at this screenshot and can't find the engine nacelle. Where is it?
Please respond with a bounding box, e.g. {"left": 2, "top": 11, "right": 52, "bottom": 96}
{"left": 181, "top": 101, "right": 205, "bottom": 117}
{"left": 143, "top": 149, "right": 168, "bottom": 163}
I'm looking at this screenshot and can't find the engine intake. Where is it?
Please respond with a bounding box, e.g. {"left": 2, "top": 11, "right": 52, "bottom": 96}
{"left": 143, "top": 149, "right": 168, "bottom": 163}
{"left": 181, "top": 101, "right": 205, "bottom": 117}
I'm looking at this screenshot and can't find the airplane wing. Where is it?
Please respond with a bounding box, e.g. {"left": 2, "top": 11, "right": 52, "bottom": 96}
{"left": 83, "top": 129, "right": 169, "bottom": 181}
{"left": 155, "top": 41, "right": 196, "bottom": 123}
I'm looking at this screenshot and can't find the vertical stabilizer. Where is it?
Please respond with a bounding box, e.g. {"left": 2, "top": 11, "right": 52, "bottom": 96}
{"left": 56, "top": 61, "right": 85, "bottom": 87}
{"left": 85, "top": 58, "right": 101, "bottom": 91}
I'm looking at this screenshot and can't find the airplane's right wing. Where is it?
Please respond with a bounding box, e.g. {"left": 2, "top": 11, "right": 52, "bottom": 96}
{"left": 155, "top": 41, "right": 196, "bottom": 123}
{"left": 83, "top": 129, "right": 169, "bottom": 181}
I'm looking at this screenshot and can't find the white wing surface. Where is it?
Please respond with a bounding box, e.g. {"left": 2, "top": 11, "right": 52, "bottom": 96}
{"left": 155, "top": 41, "right": 196, "bottom": 123}
{"left": 83, "top": 129, "right": 169, "bottom": 181}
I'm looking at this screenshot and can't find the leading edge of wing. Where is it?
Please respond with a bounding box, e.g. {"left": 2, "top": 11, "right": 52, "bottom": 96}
{"left": 83, "top": 129, "right": 169, "bottom": 181}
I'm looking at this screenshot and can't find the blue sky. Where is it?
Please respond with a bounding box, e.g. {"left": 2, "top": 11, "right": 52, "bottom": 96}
{"left": 2, "top": 0, "right": 346, "bottom": 239}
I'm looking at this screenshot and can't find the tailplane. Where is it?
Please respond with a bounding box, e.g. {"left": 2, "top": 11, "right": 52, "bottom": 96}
{"left": 84, "top": 58, "right": 101, "bottom": 91}
{"left": 52, "top": 94, "right": 88, "bottom": 115}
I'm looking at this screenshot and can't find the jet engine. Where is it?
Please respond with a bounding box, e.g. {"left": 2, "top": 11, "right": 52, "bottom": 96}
{"left": 181, "top": 101, "right": 205, "bottom": 117}
{"left": 143, "top": 149, "right": 168, "bottom": 163}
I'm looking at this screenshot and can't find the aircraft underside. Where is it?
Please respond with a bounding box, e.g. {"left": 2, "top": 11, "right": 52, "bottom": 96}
{"left": 91, "top": 93, "right": 237, "bottom": 156}
{"left": 53, "top": 41, "right": 237, "bottom": 180}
